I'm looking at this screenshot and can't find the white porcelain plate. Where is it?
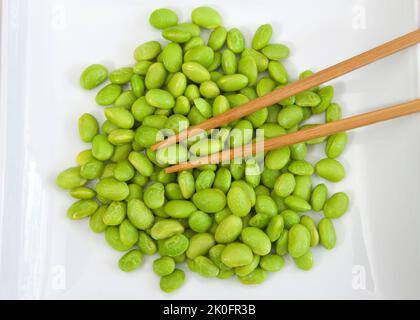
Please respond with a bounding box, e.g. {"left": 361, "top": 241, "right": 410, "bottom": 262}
{"left": 1, "top": 0, "right": 419, "bottom": 299}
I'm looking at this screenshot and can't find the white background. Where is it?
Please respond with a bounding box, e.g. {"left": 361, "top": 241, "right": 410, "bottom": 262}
{"left": 0, "top": 0, "right": 419, "bottom": 299}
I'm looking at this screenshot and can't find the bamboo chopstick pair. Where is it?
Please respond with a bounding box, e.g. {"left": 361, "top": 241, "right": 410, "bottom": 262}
{"left": 151, "top": 29, "right": 420, "bottom": 173}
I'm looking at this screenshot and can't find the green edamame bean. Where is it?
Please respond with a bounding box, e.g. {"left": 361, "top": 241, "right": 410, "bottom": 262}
{"left": 145, "top": 62, "right": 167, "bottom": 90}
{"left": 184, "top": 36, "right": 205, "bottom": 52}
{"left": 56, "top": 167, "right": 87, "bottom": 189}
{"left": 127, "top": 199, "right": 154, "bottom": 229}
{"left": 319, "top": 218, "right": 336, "bottom": 249}
{"left": 275, "top": 229, "right": 288, "bottom": 255}
{"left": 89, "top": 205, "right": 107, "bottom": 233}
{"left": 284, "top": 195, "right": 311, "bottom": 212}
{"left": 189, "top": 211, "right": 213, "bottom": 233}
{"left": 185, "top": 84, "right": 201, "bottom": 103}
{"left": 241, "top": 48, "right": 268, "bottom": 72}
{"left": 70, "top": 186, "right": 96, "bottom": 200}
{"left": 174, "top": 96, "right": 191, "bottom": 115}
{"left": 137, "top": 231, "right": 157, "bottom": 255}
{"left": 127, "top": 183, "right": 143, "bottom": 201}
{"left": 159, "top": 234, "right": 189, "bottom": 257}
{"left": 198, "top": 81, "right": 219, "bottom": 100}
{"left": 300, "top": 215, "right": 319, "bottom": 247}
{"left": 326, "top": 103, "right": 342, "bottom": 123}
{"left": 295, "top": 91, "right": 321, "bottom": 107}
{"left": 235, "top": 255, "right": 260, "bottom": 277}
{"left": 80, "top": 64, "right": 108, "bottom": 89}
{"left": 288, "top": 160, "right": 314, "bottom": 176}
{"left": 238, "top": 56, "right": 258, "bottom": 86}
{"left": 108, "top": 129, "right": 135, "bottom": 146}
{"left": 186, "top": 233, "right": 215, "bottom": 259}
{"left": 221, "top": 49, "right": 237, "bottom": 75}
{"left": 252, "top": 24, "right": 272, "bottom": 50}
{"left": 261, "top": 44, "right": 290, "bottom": 60}
{"left": 151, "top": 219, "right": 184, "bottom": 240}
{"left": 164, "top": 200, "right": 197, "bottom": 218}
{"left": 195, "top": 170, "right": 216, "bottom": 191}
{"left": 310, "top": 183, "right": 328, "bottom": 212}
{"left": 96, "top": 178, "right": 129, "bottom": 201}
{"left": 221, "top": 242, "right": 253, "bottom": 268}
{"left": 215, "top": 215, "right": 243, "bottom": 243}
{"left": 293, "top": 250, "right": 313, "bottom": 271}
{"left": 134, "top": 126, "right": 162, "bottom": 149}
{"left": 114, "top": 90, "right": 136, "bottom": 109}
{"left": 92, "top": 134, "right": 114, "bottom": 161}
{"left": 192, "top": 188, "right": 226, "bottom": 213}
{"left": 261, "top": 168, "right": 280, "bottom": 189}
{"left": 290, "top": 143, "right": 307, "bottom": 160}
{"left": 128, "top": 152, "right": 154, "bottom": 177}
{"left": 162, "top": 28, "right": 192, "bottom": 43}
{"left": 265, "top": 147, "right": 290, "bottom": 170}
{"left": 149, "top": 8, "right": 178, "bottom": 29}
{"left": 144, "top": 183, "right": 165, "bottom": 209}
{"left": 238, "top": 268, "right": 267, "bottom": 285}
{"left": 191, "top": 6, "right": 222, "bottom": 29}
{"left": 299, "top": 70, "right": 318, "bottom": 91}
{"left": 103, "top": 201, "right": 126, "bottom": 226}
{"left": 75, "top": 149, "right": 93, "bottom": 166}
{"left": 217, "top": 74, "right": 249, "bottom": 92}
{"left": 256, "top": 77, "right": 275, "bottom": 97}
{"left": 119, "top": 219, "right": 139, "bottom": 246}
{"left": 105, "top": 226, "right": 133, "bottom": 251}
{"left": 80, "top": 158, "right": 104, "bottom": 180}
{"left": 104, "top": 107, "right": 134, "bottom": 129}
{"left": 130, "top": 74, "right": 145, "bottom": 98}
{"left": 266, "top": 214, "right": 284, "bottom": 242}
{"left": 288, "top": 224, "right": 310, "bottom": 258}
{"left": 134, "top": 41, "right": 161, "bottom": 61}
{"left": 241, "top": 227, "right": 271, "bottom": 256}
{"left": 184, "top": 46, "right": 214, "bottom": 68}
{"left": 300, "top": 124, "right": 327, "bottom": 144}
{"left": 100, "top": 163, "right": 117, "bottom": 179}
{"left": 280, "top": 209, "right": 300, "bottom": 229}
{"left": 260, "top": 254, "right": 285, "bottom": 272}
{"left": 193, "top": 256, "right": 220, "bottom": 278}
{"left": 248, "top": 213, "right": 270, "bottom": 229}
{"left": 313, "top": 86, "right": 334, "bottom": 114}
{"left": 293, "top": 176, "right": 312, "bottom": 202}
{"left": 277, "top": 105, "right": 303, "bottom": 129}
{"left": 193, "top": 98, "right": 212, "bottom": 118}
{"left": 260, "top": 123, "right": 286, "bottom": 138}
{"left": 326, "top": 132, "right": 348, "bottom": 159}
{"left": 268, "top": 61, "right": 288, "bottom": 84}
{"left": 274, "top": 173, "right": 296, "bottom": 198}
{"left": 227, "top": 186, "right": 251, "bottom": 217}
{"left": 131, "top": 97, "right": 155, "bottom": 122}
{"left": 160, "top": 269, "right": 185, "bottom": 293}
{"left": 255, "top": 195, "right": 277, "bottom": 217}
{"left": 182, "top": 62, "right": 211, "bottom": 84}
{"left": 208, "top": 26, "right": 227, "bottom": 50}
{"left": 78, "top": 114, "right": 99, "bottom": 142}
{"left": 178, "top": 171, "right": 195, "bottom": 199}
{"left": 208, "top": 52, "right": 222, "bottom": 72}
{"left": 153, "top": 256, "right": 176, "bottom": 276}
{"left": 113, "top": 160, "right": 135, "bottom": 182}
{"left": 67, "top": 199, "right": 98, "bottom": 220}
{"left": 315, "top": 158, "right": 345, "bottom": 182}
{"left": 324, "top": 192, "right": 349, "bottom": 219}
{"left": 227, "top": 28, "right": 245, "bottom": 54}
{"left": 133, "top": 60, "right": 153, "bottom": 75}
{"left": 159, "top": 43, "right": 182, "bottom": 74}
{"left": 109, "top": 67, "right": 133, "bottom": 85}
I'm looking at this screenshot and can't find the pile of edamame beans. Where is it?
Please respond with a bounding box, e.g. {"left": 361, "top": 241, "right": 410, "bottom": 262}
{"left": 56, "top": 6, "right": 349, "bottom": 293}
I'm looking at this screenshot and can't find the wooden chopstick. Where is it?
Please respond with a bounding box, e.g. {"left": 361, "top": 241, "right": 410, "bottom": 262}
{"left": 164, "top": 99, "right": 420, "bottom": 173}
{"left": 152, "top": 29, "right": 420, "bottom": 151}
